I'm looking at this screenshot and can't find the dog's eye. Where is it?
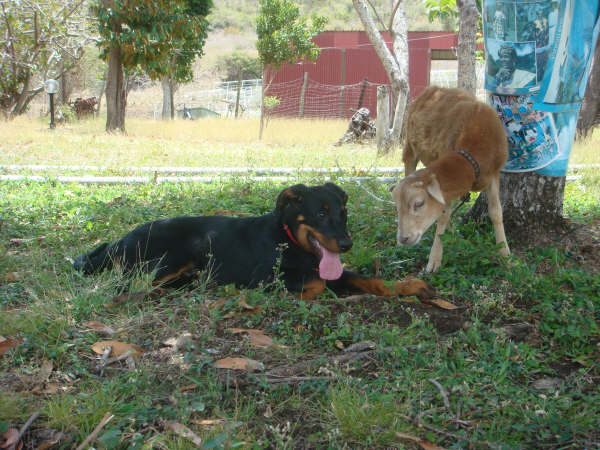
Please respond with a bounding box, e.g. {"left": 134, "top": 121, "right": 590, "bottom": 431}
{"left": 318, "top": 210, "right": 327, "bottom": 218}
{"left": 414, "top": 199, "right": 425, "bottom": 209}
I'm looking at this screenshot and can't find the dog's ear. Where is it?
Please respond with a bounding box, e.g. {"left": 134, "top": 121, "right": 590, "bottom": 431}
{"left": 426, "top": 176, "right": 445, "bottom": 205}
{"left": 323, "top": 182, "right": 348, "bottom": 204}
{"left": 276, "top": 184, "right": 308, "bottom": 211}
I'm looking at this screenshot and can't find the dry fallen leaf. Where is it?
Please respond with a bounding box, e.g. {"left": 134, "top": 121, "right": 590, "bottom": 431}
{"left": 105, "top": 291, "right": 149, "bottom": 307}
{"left": 395, "top": 432, "right": 446, "bottom": 450}
{"left": 163, "top": 333, "right": 194, "bottom": 350}
{"left": 263, "top": 405, "right": 273, "bottom": 418}
{"left": 421, "top": 297, "right": 459, "bottom": 310}
{"left": 36, "top": 430, "right": 66, "bottom": 450}
{"left": 91, "top": 340, "right": 143, "bottom": 358}
{"left": 0, "top": 336, "right": 23, "bottom": 355}
{"left": 166, "top": 422, "right": 203, "bottom": 446}
{"left": 189, "top": 419, "right": 225, "bottom": 426}
{"left": 237, "top": 297, "right": 255, "bottom": 310}
{"left": 37, "top": 360, "right": 53, "bottom": 384}
{"left": 9, "top": 236, "right": 45, "bottom": 246}
{"left": 208, "top": 298, "right": 229, "bottom": 310}
{"left": 3, "top": 272, "right": 20, "bottom": 283}
{"left": 531, "top": 378, "right": 563, "bottom": 391}
{"left": 213, "top": 357, "right": 265, "bottom": 372}
{"left": 223, "top": 298, "right": 263, "bottom": 318}
{"left": 0, "top": 428, "right": 20, "bottom": 449}
{"left": 227, "top": 328, "right": 286, "bottom": 349}
{"left": 179, "top": 384, "right": 197, "bottom": 392}
{"left": 43, "top": 382, "right": 60, "bottom": 394}
{"left": 84, "top": 321, "right": 117, "bottom": 336}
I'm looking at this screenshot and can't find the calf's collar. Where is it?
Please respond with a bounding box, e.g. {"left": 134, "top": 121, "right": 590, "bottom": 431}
{"left": 455, "top": 148, "right": 480, "bottom": 182}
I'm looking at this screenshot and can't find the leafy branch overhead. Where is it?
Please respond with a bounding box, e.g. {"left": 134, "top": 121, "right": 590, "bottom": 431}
{"left": 0, "top": 0, "right": 90, "bottom": 117}
{"left": 91, "top": 0, "right": 213, "bottom": 83}
{"left": 256, "top": 0, "right": 327, "bottom": 71}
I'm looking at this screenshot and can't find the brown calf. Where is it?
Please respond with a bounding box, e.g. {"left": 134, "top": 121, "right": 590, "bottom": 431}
{"left": 391, "top": 86, "right": 510, "bottom": 272}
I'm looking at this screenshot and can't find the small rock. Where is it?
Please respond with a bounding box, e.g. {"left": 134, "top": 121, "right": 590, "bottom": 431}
{"left": 531, "top": 377, "right": 562, "bottom": 391}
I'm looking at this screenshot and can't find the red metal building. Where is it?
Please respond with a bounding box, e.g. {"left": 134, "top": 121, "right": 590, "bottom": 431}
{"left": 265, "top": 30, "right": 460, "bottom": 119}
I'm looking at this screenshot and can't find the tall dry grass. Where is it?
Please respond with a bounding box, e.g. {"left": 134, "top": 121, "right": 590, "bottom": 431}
{"left": 1, "top": 115, "right": 598, "bottom": 170}
{"left": 0, "top": 115, "right": 396, "bottom": 169}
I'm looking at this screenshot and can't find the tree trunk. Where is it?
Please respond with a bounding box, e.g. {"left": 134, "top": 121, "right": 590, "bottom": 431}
{"left": 105, "top": 45, "right": 127, "bottom": 132}
{"left": 456, "top": 0, "right": 479, "bottom": 95}
{"left": 389, "top": 1, "right": 410, "bottom": 146}
{"left": 353, "top": 0, "right": 409, "bottom": 154}
{"left": 259, "top": 82, "right": 265, "bottom": 140}
{"left": 10, "top": 76, "right": 31, "bottom": 117}
{"left": 161, "top": 77, "right": 174, "bottom": 120}
{"left": 577, "top": 34, "right": 600, "bottom": 138}
{"left": 376, "top": 85, "right": 391, "bottom": 154}
{"left": 96, "top": 75, "right": 106, "bottom": 116}
{"left": 466, "top": 172, "right": 567, "bottom": 242}
{"left": 59, "top": 61, "right": 69, "bottom": 105}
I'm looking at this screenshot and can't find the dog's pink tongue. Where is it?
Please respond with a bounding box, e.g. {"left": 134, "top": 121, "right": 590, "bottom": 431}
{"left": 316, "top": 242, "right": 343, "bottom": 280}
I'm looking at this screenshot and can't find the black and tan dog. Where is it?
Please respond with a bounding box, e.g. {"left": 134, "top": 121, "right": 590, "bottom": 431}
{"left": 73, "top": 183, "right": 434, "bottom": 300}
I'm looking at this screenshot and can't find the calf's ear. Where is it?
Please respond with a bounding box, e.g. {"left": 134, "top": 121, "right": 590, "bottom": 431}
{"left": 426, "top": 176, "right": 446, "bottom": 205}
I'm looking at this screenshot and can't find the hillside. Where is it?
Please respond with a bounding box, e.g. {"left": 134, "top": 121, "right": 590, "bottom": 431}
{"left": 207, "top": 0, "right": 454, "bottom": 40}
{"left": 198, "top": 1, "right": 454, "bottom": 84}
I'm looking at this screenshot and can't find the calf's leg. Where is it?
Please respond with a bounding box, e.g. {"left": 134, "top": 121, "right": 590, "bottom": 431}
{"left": 426, "top": 206, "right": 451, "bottom": 272}
{"left": 486, "top": 175, "right": 510, "bottom": 257}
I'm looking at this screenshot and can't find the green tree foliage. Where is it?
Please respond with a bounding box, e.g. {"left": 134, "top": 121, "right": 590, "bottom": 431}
{"left": 92, "top": 0, "right": 213, "bottom": 84}
{"left": 255, "top": 0, "right": 326, "bottom": 137}
{"left": 0, "top": 0, "right": 88, "bottom": 118}
{"left": 424, "top": 0, "right": 482, "bottom": 24}
{"left": 216, "top": 51, "right": 262, "bottom": 81}
{"left": 424, "top": 0, "right": 459, "bottom": 22}
{"left": 256, "top": 0, "right": 327, "bottom": 73}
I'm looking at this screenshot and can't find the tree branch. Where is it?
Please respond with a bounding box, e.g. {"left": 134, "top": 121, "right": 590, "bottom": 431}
{"left": 388, "top": 0, "right": 403, "bottom": 32}
{"left": 365, "top": 0, "right": 387, "bottom": 31}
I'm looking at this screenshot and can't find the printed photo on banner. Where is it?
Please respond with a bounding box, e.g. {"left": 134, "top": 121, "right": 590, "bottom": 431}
{"left": 483, "top": 0, "right": 559, "bottom": 94}
{"left": 538, "top": 0, "right": 599, "bottom": 105}
{"left": 485, "top": 40, "right": 537, "bottom": 93}
{"left": 536, "top": 110, "right": 579, "bottom": 176}
{"left": 490, "top": 94, "right": 559, "bottom": 172}
{"left": 484, "top": 1, "right": 516, "bottom": 41}
{"left": 516, "top": 2, "right": 550, "bottom": 47}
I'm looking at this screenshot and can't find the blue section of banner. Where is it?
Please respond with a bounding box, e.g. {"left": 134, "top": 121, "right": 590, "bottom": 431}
{"left": 483, "top": 0, "right": 600, "bottom": 176}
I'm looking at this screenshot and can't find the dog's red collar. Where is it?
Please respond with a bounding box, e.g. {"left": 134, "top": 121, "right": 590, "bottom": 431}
{"left": 283, "top": 224, "right": 300, "bottom": 246}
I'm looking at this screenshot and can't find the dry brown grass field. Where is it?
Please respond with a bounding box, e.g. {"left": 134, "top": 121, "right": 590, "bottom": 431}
{"left": 1, "top": 115, "right": 599, "bottom": 171}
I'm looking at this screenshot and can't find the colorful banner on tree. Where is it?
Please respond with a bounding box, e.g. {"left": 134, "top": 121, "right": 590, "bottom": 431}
{"left": 483, "top": 0, "right": 600, "bottom": 175}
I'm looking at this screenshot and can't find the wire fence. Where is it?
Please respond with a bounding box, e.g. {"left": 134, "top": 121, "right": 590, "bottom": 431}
{"left": 154, "top": 79, "right": 262, "bottom": 119}
{"left": 153, "top": 69, "right": 485, "bottom": 119}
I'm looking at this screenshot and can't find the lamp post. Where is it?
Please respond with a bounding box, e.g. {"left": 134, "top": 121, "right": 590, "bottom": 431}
{"left": 44, "top": 78, "right": 59, "bottom": 129}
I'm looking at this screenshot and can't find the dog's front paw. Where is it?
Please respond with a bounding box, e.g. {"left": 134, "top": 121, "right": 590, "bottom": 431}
{"left": 410, "top": 279, "right": 436, "bottom": 299}
{"left": 393, "top": 279, "right": 435, "bottom": 299}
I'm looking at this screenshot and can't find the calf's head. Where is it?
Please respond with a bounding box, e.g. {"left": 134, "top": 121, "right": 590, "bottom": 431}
{"left": 390, "top": 171, "right": 446, "bottom": 246}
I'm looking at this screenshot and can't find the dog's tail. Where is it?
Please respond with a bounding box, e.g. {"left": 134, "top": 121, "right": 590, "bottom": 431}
{"left": 72, "top": 242, "right": 112, "bottom": 274}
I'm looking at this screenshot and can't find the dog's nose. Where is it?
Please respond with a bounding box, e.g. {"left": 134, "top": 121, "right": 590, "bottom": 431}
{"left": 338, "top": 238, "right": 353, "bottom": 252}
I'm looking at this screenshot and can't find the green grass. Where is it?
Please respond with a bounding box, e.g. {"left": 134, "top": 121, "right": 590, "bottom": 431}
{"left": 0, "top": 118, "right": 599, "bottom": 448}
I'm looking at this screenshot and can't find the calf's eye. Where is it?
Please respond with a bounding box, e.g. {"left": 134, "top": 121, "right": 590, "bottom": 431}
{"left": 414, "top": 199, "right": 424, "bottom": 209}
